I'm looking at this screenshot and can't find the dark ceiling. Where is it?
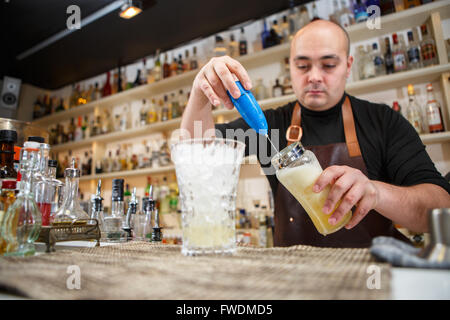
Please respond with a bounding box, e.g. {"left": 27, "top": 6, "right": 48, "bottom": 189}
{"left": 1, "top": 0, "right": 309, "bottom": 90}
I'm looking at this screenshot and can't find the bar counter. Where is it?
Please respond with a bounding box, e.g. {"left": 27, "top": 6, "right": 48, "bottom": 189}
{"left": 0, "top": 241, "right": 448, "bottom": 300}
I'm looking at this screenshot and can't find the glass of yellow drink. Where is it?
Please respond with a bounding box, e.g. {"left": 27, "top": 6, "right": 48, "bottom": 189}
{"left": 271, "top": 142, "right": 352, "bottom": 235}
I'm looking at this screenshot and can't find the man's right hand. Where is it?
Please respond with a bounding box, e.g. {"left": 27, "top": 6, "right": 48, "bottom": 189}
{"left": 191, "top": 56, "right": 252, "bottom": 110}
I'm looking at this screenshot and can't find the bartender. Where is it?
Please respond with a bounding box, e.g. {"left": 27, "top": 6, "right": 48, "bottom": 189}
{"left": 180, "top": 19, "right": 450, "bottom": 248}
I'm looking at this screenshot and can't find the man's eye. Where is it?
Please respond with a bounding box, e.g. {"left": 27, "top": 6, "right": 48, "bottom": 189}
{"left": 296, "top": 65, "right": 309, "bottom": 69}
{"left": 324, "top": 65, "right": 336, "bottom": 68}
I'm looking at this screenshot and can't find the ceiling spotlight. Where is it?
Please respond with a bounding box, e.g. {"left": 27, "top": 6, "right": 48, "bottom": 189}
{"left": 119, "top": 0, "right": 142, "bottom": 19}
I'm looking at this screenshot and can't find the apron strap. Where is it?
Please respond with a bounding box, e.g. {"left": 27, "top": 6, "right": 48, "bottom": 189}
{"left": 286, "top": 96, "right": 362, "bottom": 157}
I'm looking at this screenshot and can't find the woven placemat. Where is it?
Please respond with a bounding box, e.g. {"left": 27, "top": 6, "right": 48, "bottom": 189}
{"left": 0, "top": 241, "right": 391, "bottom": 299}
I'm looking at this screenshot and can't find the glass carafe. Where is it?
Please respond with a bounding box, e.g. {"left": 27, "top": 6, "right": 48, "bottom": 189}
{"left": 1, "top": 141, "right": 42, "bottom": 256}
{"left": 52, "top": 158, "right": 90, "bottom": 225}
{"left": 271, "top": 142, "right": 352, "bottom": 236}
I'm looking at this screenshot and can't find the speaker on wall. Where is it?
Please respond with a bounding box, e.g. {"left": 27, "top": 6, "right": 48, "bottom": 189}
{"left": 0, "top": 76, "right": 22, "bottom": 111}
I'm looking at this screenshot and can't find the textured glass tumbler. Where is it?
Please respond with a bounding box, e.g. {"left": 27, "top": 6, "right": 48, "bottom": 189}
{"left": 171, "top": 138, "right": 245, "bottom": 256}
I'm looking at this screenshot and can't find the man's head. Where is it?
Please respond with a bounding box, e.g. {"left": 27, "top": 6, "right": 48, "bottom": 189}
{"left": 290, "top": 20, "right": 353, "bottom": 111}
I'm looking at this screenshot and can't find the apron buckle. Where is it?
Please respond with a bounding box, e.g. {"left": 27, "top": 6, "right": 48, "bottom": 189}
{"left": 286, "top": 125, "right": 302, "bottom": 144}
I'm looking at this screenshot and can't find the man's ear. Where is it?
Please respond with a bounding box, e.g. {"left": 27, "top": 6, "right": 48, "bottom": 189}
{"left": 346, "top": 55, "right": 354, "bottom": 79}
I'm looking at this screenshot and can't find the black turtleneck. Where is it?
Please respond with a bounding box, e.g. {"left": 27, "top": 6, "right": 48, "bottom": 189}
{"left": 215, "top": 92, "right": 450, "bottom": 197}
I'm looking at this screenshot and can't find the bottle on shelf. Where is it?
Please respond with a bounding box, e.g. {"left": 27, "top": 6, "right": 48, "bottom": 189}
{"left": 406, "top": 84, "right": 424, "bottom": 134}
{"left": 392, "top": 33, "right": 408, "bottom": 73}
{"left": 253, "top": 78, "right": 267, "bottom": 101}
{"left": 153, "top": 49, "right": 162, "bottom": 82}
{"left": 0, "top": 130, "right": 18, "bottom": 183}
{"left": 68, "top": 118, "right": 76, "bottom": 142}
{"left": 171, "top": 92, "right": 181, "bottom": 119}
{"left": 339, "top": 0, "right": 354, "bottom": 28}
{"left": 239, "top": 28, "right": 248, "bottom": 56}
{"left": 177, "top": 54, "right": 184, "bottom": 75}
{"left": 140, "top": 99, "right": 148, "bottom": 127}
{"left": 282, "top": 57, "right": 294, "bottom": 95}
{"left": 74, "top": 116, "right": 83, "bottom": 142}
{"left": 147, "top": 98, "right": 158, "bottom": 123}
{"left": 272, "top": 79, "right": 283, "bottom": 98}
{"left": 281, "top": 16, "right": 290, "bottom": 43}
{"left": 133, "top": 69, "right": 142, "bottom": 88}
{"left": 311, "top": 3, "right": 320, "bottom": 21}
{"left": 163, "top": 52, "right": 171, "bottom": 79}
{"left": 329, "top": 0, "right": 340, "bottom": 24}
{"left": 384, "top": 37, "right": 395, "bottom": 74}
{"left": 228, "top": 33, "right": 239, "bottom": 58}
{"left": 161, "top": 95, "right": 170, "bottom": 121}
{"left": 372, "top": 42, "right": 386, "bottom": 77}
{"left": 425, "top": 83, "right": 445, "bottom": 133}
{"left": 298, "top": 5, "right": 310, "bottom": 30}
{"left": 102, "top": 72, "right": 112, "bottom": 97}
{"left": 271, "top": 20, "right": 281, "bottom": 38}
{"left": 420, "top": 24, "right": 438, "bottom": 67}
{"left": 145, "top": 177, "right": 152, "bottom": 197}
{"left": 406, "top": 30, "right": 422, "bottom": 70}
{"left": 392, "top": 101, "right": 402, "bottom": 114}
{"left": 102, "top": 151, "right": 114, "bottom": 173}
{"left": 213, "top": 35, "right": 228, "bottom": 57}
{"left": 1, "top": 141, "right": 41, "bottom": 256}
{"left": 190, "top": 46, "right": 199, "bottom": 70}
{"left": 261, "top": 19, "right": 271, "bottom": 49}
{"left": 393, "top": 0, "right": 404, "bottom": 12}
{"left": 0, "top": 179, "right": 17, "bottom": 254}
{"left": 183, "top": 50, "right": 190, "bottom": 72}
{"left": 353, "top": 0, "right": 369, "bottom": 23}
{"left": 170, "top": 54, "right": 178, "bottom": 77}
{"left": 287, "top": 0, "right": 299, "bottom": 39}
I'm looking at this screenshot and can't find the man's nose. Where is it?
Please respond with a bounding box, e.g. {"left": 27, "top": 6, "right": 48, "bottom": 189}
{"left": 308, "top": 65, "right": 323, "bottom": 84}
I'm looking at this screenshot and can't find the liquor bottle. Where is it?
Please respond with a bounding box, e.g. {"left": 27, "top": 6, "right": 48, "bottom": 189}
{"left": 329, "top": 0, "right": 340, "bottom": 24}
{"left": 272, "top": 20, "right": 281, "bottom": 38}
{"left": 281, "top": 16, "right": 290, "bottom": 43}
{"left": 175, "top": 54, "right": 182, "bottom": 75}
{"left": 425, "top": 83, "right": 445, "bottom": 133}
{"left": 183, "top": 50, "right": 190, "bottom": 72}
{"left": 272, "top": 79, "right": 283, "bottom": 97}
{"left": 67, "top": 118, "right": 75, "bottom": 142}
{"left": 392, "top": 33, "right": 408, "bottom": 72}
{"left": 420, "top": 24, "right": 438, "bottom": 67}
{"left": 298, "top": 5, "right": 310, "bottom": 29}
{"left": 141, "top": 58, "right": 149, "bottom": 85}
{"left": 339, "top": 0, "right": 355, "bottom": 28}
{"left": 102, "top": 150, "right": 113, "bottom": 173}
{"left": 372, "top": 43, "right": 386, "bottom": 77}
{"left": 407, "top": 30, "right": 422, "bottom": 70}
{"left": 102, "top": 72, "right": 112, "bottom": 97}
{"left": 392, "top": 101, "right": 402, "bottom": 114}
{"left": 311, "top": 3, "right": 320, "bottom": 21}
{"left": 287, "top": 0, "right": 298, "bottom": 39}
{"left": 153, "top": 49, "right": 162, "bottom": 82}
{"left": 44, "top": 160, "right": 64, "bottom": 225}
{"left": 170, "top": 55, "right": 178, "bottom": 77}
{"left": 147, "top": 98, "right": 158, "bottom": 123}
{"left": 141, "top": 196, "right": 154, "bottom": 241}
{"left": 384, "top": 37, "right": 395, "bottom": 74}
{"left": 379, "top": 0, "right": 395, "bottom": 15}
{"left": 282, "top": 57, "right": 294, "bottom": 95}
{"left": 103, "top": 110, "right": 113, "bottom": 134}
{"left": 353, "top": 0, "right": 369, "bottom": 23}
{"left": 179, "top": 89, "right": 187, "bottom": 115}
{"left": 190, "top": 46, "right": 199, "bottom": 70}
{"left": 124, "top": 183, "right": 132, "bottom": 215}
{"left": 104, "top": 179, "right": 126, "bottom": 241}
{"left": 261, "top": 19, "right": 271, "bottom": 49}
{"left": 133, "top": 69, "right": 142, "bottom": 88}
{"left": 140, "top": 99, "right": 148, "bottom": 127}
{"left": 239, "top": 28, "right": 248, "bottom": 56}
{"left": 161, "top": 95, "right": 169, "bottom": 121}
{"left": 163, "top": 53, "right": 170, "bottom": 78}
{"left": 393, "top": 0, "right": 404, "bottom": 12}
{"left": 406, "top": 84, "right": 424, "bottom": 134}
{"left": 159, "top": 177, "right": 170, "bottom": 215}
{"left": 90, "top": 180, "right": 104, "bottom": 232}
{"left": 0, "top": 180, "right": 17, "bottom": 254}
{"left": 171, "top": 92, "right": 180, "bottom": 119}
{"left": 0, "top": 130, "right": 18, "bottom": 183}
{"left": 1, "top": 141, "right": 41, "bottom": 256}
{"left": 213, "top": 35, "right": 227, "bottom": 57}
{"left": 32, "top": 96, "right": 42, "bottom": 119}
{"left": 364, "top": 45, "right": 376, "bottom": 79}
{"left": 83, "top": 115, "right": 90, "bottom": 139}
{"left": 253, "top": 79, "right": 267, "bottom": 101}
{"left": 145, "top": 177, "right": 152, "bottom": 197}
{"left": 228, "top": 33, "right": 239, "bottom": 58}
{"left": 74, "top": 116, "right": 83, "bottom": 142}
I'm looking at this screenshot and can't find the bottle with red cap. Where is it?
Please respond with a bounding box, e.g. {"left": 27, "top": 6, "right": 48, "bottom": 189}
{"left": 425, "top": 83, "right": 445, "bottom": 133}
{"left": 0, "top": 130, "right": 18, "bottom": 184}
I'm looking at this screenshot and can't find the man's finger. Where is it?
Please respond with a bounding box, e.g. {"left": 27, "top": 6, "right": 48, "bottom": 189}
{"left": 345, "top": 196, "right": 373, "bottom": 229}
{"left": 198, "top": 74, "right": 221, "bottom": 107}
{"left": 203, "top": 68, "right": 234, "bottom": 109}
{"left": 323, "top": 175, "right": 354, "bottom": 215}
{"left": 314, "top": 165, "right": 346, "bottom": 193}
{"left": 328, "top": 183, "right": 364, "bottom": 225}
{"left": 213, "top": 62, "right": 241, "bottom": 99}
{"left": 225, "top": 57, "right": 252, "bottom": 90}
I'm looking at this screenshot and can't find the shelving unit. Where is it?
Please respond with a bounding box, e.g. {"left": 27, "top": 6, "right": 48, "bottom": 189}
{"left": 32, "top": 1, "right": 450, "bottom": 188}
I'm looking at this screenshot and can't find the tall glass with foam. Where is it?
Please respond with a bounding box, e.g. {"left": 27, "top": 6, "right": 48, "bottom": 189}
{"left": 171, "top": 138, "right": 245, "bottom": 255}
{"left": 271, "top": 142, "right": 352, "bottom": 235}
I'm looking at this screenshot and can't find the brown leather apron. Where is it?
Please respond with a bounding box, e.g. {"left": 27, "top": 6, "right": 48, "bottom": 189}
{"left": 274, "top": 97, "right": 411, "bottom": 248}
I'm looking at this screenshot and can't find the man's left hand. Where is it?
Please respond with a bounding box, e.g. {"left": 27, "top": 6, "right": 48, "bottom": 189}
{"left": 313, "top": 165, "right": 380, "bottom": 229}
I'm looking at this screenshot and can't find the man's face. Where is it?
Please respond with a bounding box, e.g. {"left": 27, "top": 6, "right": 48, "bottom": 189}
{"left": 290, "top": 24, "right": 353, "bottom": 111}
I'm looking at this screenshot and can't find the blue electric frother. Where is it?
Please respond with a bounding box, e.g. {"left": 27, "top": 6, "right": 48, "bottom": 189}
{"left": 226, "top": 81, "right": 268, "bottom": 136}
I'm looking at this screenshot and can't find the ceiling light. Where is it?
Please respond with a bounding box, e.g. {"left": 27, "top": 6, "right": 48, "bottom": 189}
{"left": 119, "top": 0, "right": 142, "bottom": 19}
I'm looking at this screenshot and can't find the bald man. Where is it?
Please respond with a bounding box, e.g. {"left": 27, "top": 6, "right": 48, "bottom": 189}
{"left": 180, "top": 20, "right": 450, "bottom": 248}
